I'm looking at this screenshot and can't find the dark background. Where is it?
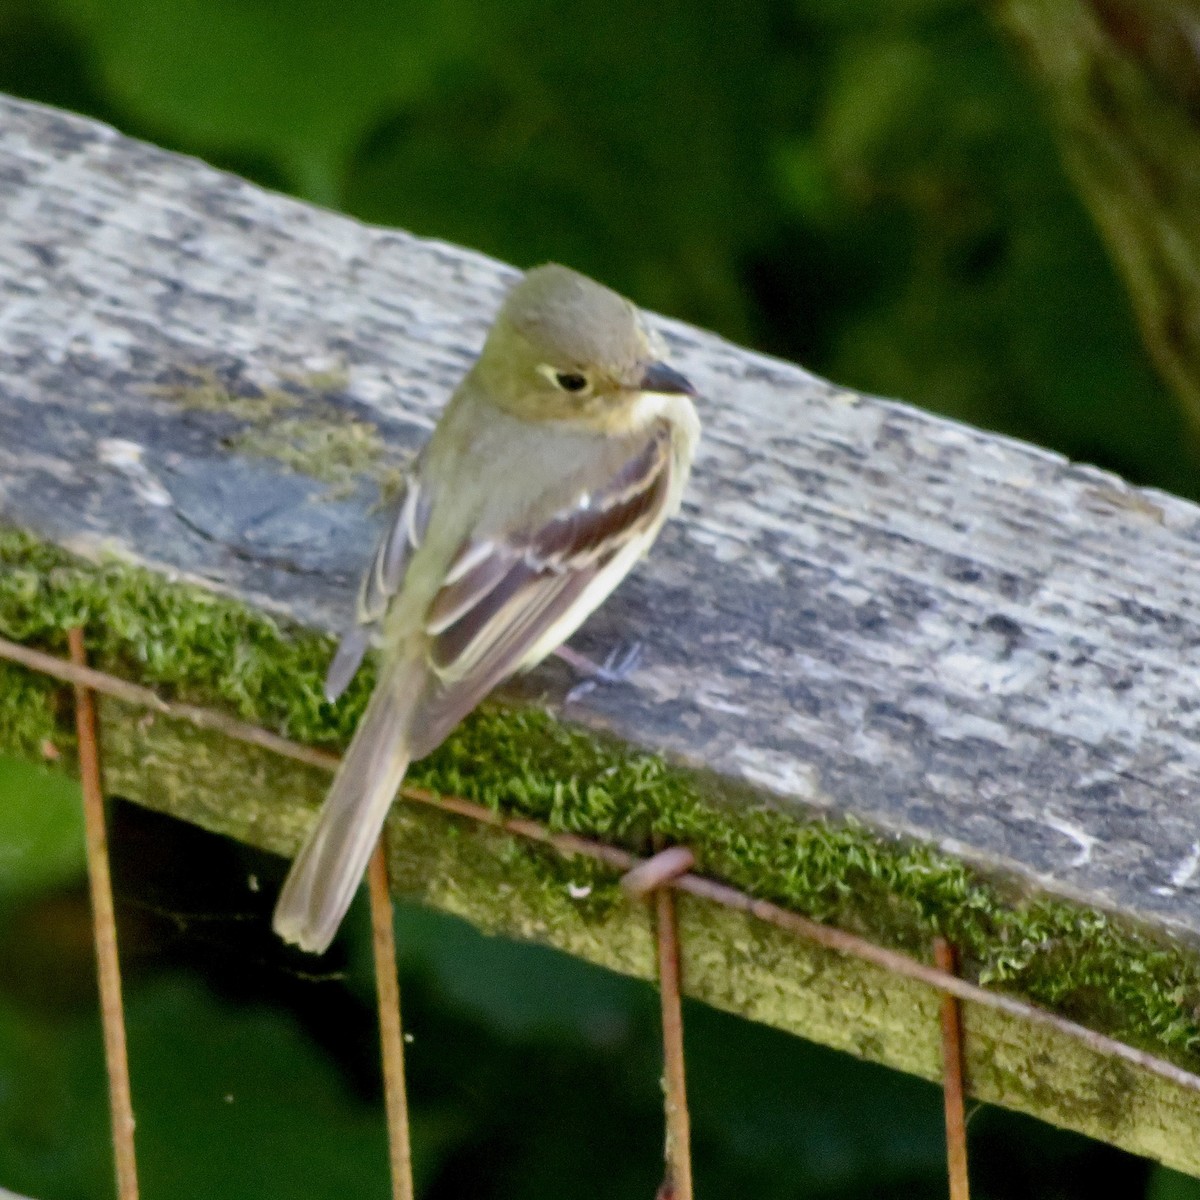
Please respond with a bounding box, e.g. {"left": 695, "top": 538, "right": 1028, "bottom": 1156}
{"left": 1, "top": 0, "right": 1199, "bottom": 1196}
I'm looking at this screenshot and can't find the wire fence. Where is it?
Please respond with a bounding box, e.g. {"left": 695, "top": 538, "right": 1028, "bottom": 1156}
{"left": 7, "top": 627, "right": 1200, "bottom": 1197}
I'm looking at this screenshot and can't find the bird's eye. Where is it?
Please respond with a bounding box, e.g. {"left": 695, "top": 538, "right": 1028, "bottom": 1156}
{"left": 555, "top": 371, "right": 589, "bottom": 393}
{"left": 536, "top": 363, "right": 593, "bottom": 395}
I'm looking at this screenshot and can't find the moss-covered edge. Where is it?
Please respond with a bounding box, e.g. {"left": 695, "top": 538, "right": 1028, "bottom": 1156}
{"left": 4, "top": 523, "right": 1200, "bottom": 1073}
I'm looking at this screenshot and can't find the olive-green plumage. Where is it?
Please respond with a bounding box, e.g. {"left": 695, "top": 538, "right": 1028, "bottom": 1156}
{"left": 273, "top": 264, "right": 700, "bottom": 953}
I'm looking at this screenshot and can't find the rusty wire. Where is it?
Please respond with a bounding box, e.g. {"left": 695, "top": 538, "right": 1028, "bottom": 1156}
{"left": 368, "top": 841, "right": 416, "bottom": 1200}
{"left": 655, "top": 886, "right": 693, "bottom": 1200}
{"left": 5, "top": 633, "right": 1200, "bottom": 1102}
{"left": 935, "top": 937, "right": 970, "bottom": 1200}
{"left": 634, "top": 848, "right": 697, "bottom": 1200}
{"left": 67, "top": 629, "right": 139, "bottom": 1200}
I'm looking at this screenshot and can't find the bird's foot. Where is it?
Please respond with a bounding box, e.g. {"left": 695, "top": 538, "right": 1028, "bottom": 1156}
{"left": 557, "top": 641, "right": 644, "bottom": 702}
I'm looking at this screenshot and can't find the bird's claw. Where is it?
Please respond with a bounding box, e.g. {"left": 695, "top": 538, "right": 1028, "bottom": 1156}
{"left": 597, "top": 640, "right": 643, "bottom": 683}
{"left": 563, "top": 640, "right": 644, "bottom": 703}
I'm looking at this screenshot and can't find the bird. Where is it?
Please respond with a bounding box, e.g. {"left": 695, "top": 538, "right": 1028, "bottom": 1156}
{"left": 273, "top": 263, "right": 701, "bottom": 953}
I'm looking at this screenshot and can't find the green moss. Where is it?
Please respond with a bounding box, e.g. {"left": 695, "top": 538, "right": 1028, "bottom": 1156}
{"left": 413, "top": 704, "right": 1200, "bottom": 1066}
{"left": 3, "top": 522, "right": 1200, "bottom": 1073}
{"left": 0, "top": 526, "right": 362, "bottom": 748}
{"left": 0, "top": 662, "right": 61, "bottom": 760}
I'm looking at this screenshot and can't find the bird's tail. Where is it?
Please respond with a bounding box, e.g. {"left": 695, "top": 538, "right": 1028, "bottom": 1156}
{"left": 273, "top": 656, "right": 424, "bottom": 954}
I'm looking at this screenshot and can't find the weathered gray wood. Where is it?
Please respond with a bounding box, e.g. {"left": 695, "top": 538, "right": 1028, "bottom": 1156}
{"left": 5, "top": 94, "right": 1200, "bottom": 1165}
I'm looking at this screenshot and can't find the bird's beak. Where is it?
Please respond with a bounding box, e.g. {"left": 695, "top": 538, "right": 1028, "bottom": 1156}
{"left": 639, "top": 361, "right": 697, "bottom": 397}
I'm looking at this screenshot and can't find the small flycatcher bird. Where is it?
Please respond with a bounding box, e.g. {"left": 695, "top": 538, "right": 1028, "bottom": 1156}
{"left": 274, "top": 263, "right": 701, "bottom": 953}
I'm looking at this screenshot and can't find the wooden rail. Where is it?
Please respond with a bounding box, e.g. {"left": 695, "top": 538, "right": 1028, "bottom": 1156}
{"left": 4, "top": 93, "right": 1200, "bottom": 1174}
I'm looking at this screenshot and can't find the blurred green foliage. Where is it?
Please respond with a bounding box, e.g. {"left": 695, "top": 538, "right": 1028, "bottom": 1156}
{"left": 3, "top": 0, "right": 1200, "bottom": 1195}
{"left": 0, "top": 759, "right": 83, "bottom": 902}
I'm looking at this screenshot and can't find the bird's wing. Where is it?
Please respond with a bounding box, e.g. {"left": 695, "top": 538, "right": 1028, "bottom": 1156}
{"left": 323, "top": 464, "right": 431, "bottom": 702}
{"left": 405, "top": 423, "right": 675, "bottom": 758}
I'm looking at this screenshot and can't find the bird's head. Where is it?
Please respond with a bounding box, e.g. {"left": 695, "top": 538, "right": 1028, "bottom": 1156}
{"left": 475, "top": 263, "right": 696, "bottom": 430}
